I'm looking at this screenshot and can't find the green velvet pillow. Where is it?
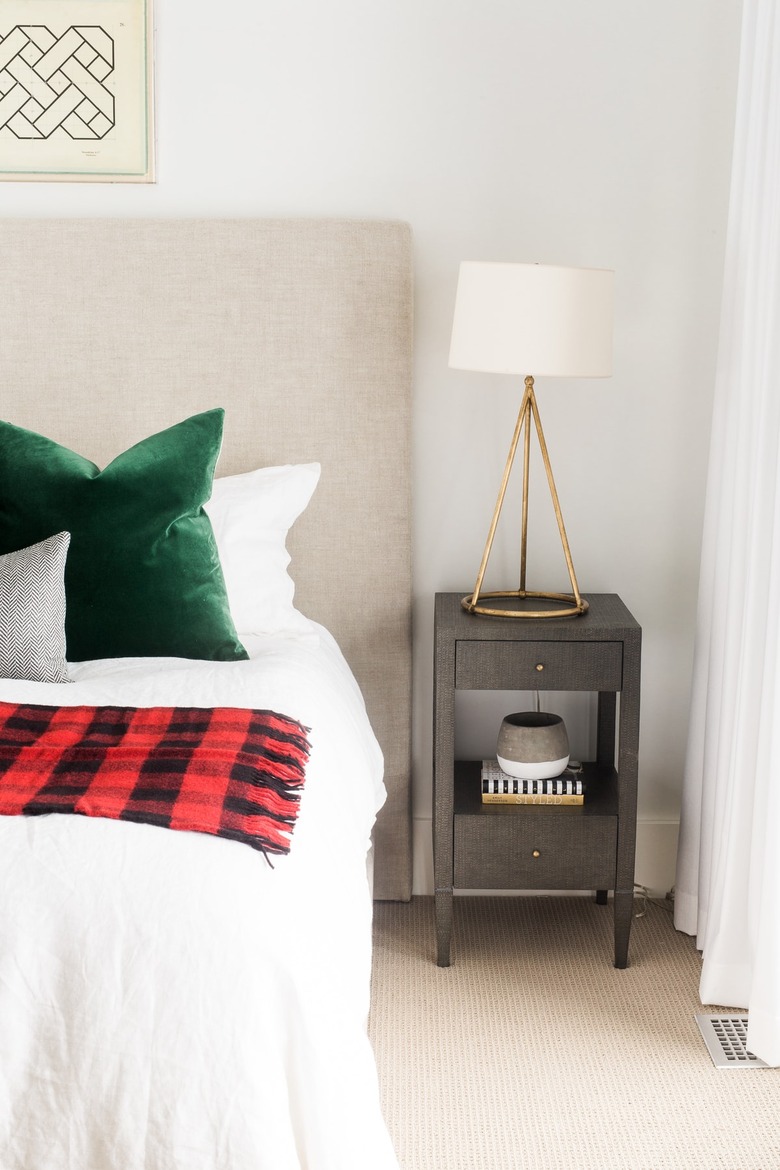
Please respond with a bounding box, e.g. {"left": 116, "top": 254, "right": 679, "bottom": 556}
{"left": 0, "top": 410, "right": 248, "bottom": 663}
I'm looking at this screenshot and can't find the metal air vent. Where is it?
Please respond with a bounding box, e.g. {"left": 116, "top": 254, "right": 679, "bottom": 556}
{"left": 695, "top": 1014, "right": 769, "bottom": 1069}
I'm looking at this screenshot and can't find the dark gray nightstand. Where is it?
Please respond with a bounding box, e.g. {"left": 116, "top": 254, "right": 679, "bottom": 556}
{"left": 433, "top": 592, "right": 641, "bottom": 968}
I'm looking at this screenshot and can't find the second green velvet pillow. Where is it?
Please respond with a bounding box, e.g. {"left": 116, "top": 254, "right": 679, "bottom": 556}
{"left": 0, "top": 409, "right": 247, "bottom": 663}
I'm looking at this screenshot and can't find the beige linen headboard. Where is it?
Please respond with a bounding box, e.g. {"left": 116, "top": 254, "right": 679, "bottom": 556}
{"left": 0, "top": 217, "right": 413, "bottom": 901}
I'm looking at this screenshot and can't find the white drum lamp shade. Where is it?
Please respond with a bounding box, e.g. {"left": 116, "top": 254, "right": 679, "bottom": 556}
{"left": 449, "top": 262, "right": 614, "bottom": 378}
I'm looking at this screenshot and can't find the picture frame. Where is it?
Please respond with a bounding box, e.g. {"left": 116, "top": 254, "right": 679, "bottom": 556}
{"left": 0, "top": 0, "right": 154, "bottom": 182}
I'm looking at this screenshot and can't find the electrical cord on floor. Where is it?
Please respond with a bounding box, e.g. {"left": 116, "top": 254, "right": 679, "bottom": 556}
{"left": 633, "top": 883, "right": 675, "bottom": 918}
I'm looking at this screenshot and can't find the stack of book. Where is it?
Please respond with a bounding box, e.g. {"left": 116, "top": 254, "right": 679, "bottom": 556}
{"left": 481, "top": 759, "right": 585, "bottom": 805}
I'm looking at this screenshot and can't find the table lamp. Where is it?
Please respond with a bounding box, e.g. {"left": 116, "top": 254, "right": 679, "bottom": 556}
{"left": 449, "top": 261, "right": 614, "bottom": 618}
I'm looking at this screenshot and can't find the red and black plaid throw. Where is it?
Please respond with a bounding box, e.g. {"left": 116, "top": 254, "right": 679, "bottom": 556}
{"left": 0, "top": 701, "right": 310, "bottom": 857}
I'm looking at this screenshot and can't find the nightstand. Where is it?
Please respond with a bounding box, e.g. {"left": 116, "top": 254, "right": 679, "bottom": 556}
{"left": 433, "top": 592, "right": 641, "bottom": 968}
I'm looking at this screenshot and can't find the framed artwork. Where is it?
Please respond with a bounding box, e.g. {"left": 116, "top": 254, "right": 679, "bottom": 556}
{"left": 0, "top": 0, "right": 154, "bottom": 182}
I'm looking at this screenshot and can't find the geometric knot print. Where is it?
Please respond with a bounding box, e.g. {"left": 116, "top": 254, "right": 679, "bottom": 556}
{"left": 0, "top": 26, "right": 114, "bottom": 139}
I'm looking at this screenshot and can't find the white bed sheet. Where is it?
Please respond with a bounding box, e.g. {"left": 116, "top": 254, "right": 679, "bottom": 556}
{"left": 0, "top": 624, "right": 399, "bottom": 1170}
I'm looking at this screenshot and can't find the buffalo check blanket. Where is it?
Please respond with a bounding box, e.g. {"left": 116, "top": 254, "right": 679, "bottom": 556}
{"left": 0, "top": 701, "right": 310, "bottom": 857}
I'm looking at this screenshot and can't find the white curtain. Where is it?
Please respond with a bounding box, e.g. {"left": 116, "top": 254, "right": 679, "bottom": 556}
{"left": 674, "top": 0, "right": 780, "bottom": 1065}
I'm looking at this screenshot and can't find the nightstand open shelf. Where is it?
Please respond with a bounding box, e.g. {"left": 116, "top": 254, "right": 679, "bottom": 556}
{"left": 455, "top": 759, "right": 618, "bottom": 817}
{"left": 433, "top": 592, "right": 641, "bottom": 969}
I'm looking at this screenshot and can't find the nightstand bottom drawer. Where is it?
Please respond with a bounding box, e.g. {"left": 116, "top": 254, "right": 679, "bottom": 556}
{"left": 453, "top": 816, "right": 617, "bottom": 889}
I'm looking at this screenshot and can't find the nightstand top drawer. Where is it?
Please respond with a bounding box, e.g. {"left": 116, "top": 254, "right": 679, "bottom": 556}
{"left": 455, "top": 639, "right": 623, "bottom": 691}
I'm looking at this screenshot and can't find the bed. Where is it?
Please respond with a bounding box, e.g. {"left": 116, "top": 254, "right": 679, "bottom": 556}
{"left": 0, "top": 219, "right": 412, "bottom": 1170}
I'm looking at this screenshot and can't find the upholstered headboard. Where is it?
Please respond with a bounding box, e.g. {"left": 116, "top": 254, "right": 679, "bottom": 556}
{"left": 0, "top": 218, "right": 413, "bottom": 900}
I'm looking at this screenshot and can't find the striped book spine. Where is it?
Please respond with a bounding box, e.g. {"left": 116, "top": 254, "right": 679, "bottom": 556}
{"left": 481, "top": 760, "right": 584, "bottom": 797}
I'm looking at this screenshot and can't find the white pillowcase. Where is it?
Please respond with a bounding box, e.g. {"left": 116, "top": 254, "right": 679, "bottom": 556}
{"left": 205, "top": 463, "right": 320, "bottom": 636}
{"left": 0, "top": 531, "right": 71, "bottom": 683}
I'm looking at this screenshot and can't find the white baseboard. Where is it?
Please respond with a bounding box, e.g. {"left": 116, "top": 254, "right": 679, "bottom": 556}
{"left": 412, "top": 815, "right": 679, "bottom": 900}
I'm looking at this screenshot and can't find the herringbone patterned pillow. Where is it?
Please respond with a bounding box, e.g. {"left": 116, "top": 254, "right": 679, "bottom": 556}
{"left": 0, "top": 532, "right": 71, "bottom": 683}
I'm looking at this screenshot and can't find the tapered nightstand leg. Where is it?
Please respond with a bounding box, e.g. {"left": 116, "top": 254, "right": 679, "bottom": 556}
{"left": 613, "top": 888, "right": 633, "bottom": 968}
{"left": 595, "top": 889, "right": 608, "bottom": 905}
{"left": 435, "top": 889, "right": 453, "bottom": 966}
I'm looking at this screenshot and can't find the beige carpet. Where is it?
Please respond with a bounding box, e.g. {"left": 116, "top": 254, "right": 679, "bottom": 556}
{"left": 369, "top": 896, "right": 779, "bottom": 1170}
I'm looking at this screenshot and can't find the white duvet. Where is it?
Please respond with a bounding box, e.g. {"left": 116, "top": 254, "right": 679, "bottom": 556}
{"left": 0, "top": 625, "right": 399, "bottom": 1170}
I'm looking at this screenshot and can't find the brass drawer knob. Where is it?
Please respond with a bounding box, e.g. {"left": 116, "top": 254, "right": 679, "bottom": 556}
{"left": 535, "top": 663, "right": 544, "bottom": 672}
{"left": 532, "top": 849, "right": 541, "bottom": 858}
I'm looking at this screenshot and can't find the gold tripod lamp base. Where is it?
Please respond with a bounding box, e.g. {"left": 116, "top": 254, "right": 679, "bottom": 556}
{"left": 462, "top": 376, "right": 588, "bottom": 620}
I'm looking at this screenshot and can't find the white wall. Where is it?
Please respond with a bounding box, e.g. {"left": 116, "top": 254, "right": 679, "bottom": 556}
{"left": 0, "top": 1, "right": 743, "bottom": 894}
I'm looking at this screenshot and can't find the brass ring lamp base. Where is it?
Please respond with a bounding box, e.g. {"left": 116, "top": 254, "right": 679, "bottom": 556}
{"left": 461, "top": 590, "right": 589, "bottom": 620}
{"left": 465, "top": 376, "right": 587, "bottom": 622}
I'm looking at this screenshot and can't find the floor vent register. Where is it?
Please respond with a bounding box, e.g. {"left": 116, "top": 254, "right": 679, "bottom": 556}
{"left": 695, "top": 1015, "right": 769, "bottom": 1069}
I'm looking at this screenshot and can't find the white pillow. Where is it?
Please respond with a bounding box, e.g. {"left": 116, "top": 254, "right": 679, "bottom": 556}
{"left": 0, "top": 531, "right": 71, "bottom": 683}
{"left": 205, "top": 463, "right": 320, "bottom": 636}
